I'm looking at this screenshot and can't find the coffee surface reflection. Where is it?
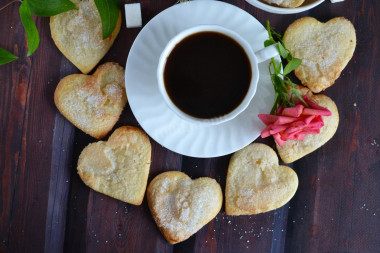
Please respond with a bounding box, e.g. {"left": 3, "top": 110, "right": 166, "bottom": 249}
{"left": 164, "top": 32, "right": 252, "bottom": 119}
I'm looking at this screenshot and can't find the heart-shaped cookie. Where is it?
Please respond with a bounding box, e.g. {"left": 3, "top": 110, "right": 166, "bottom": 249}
{"left": 147, "top": 171, "right": 223, "bottom": 244}
{"left": 262, "top": 0, "right": 305, "bottom": 8}
{"left": 275, "top": 85, "right": 339, "bottom": 163}
{"left": 54, "top": 62, "right": 127, "bottom": 139}
{"left": 283, "top": 17, "right": 356, "bottom": 93}
{"left": 225, "top": 143, "right": 298, "bottom": 215}
{"left": 50, "top": 0, "right": 121, "bottom": 74}
{"left": 77, "top": 126, "right": 151, "bottom": 205}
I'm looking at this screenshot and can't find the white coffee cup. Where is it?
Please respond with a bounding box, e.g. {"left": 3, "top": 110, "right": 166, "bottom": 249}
{"left": 157, "top": 25, "right": 278, "bottom": 125}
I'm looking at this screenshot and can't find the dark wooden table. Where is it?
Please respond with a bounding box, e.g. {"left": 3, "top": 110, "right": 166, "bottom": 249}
{"left": 1, "top": 0, "right": 379, "bottom": 252}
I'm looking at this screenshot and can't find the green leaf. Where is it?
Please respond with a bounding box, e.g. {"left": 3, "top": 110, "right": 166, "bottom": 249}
{"left": 94, "top": 0, "right": 120, "bottom": 39}
{"left": 274, "top": 75, "right": 287, "bottom": 93}
{"left": 266, "top": 20, "right": 273, "bottom": 41}
{"left": 283, "top": 78, "right": 295, "bottom": 87}
{"left": 270, "top": 92, "right": 279, "bottom": 115}
{"left": 277, "top": 43, "right": 288, "bottom": 59}
{"left": 291, "top": 87, "right": 308, "bottom": 106}
{"left": 271, "top": 30, "right": 282, "bottom": 41}
{"left": 283, "top": 58, "right": 302, "bottom": 76}
{"left": 19, "top": 0, "right": 40, "bottom": 56}
{"left": 276, "top": 61, "right": 282, "bottom": 74}
{"left": 270, "top": 58, "right": 282, "bottom": 76}
{"left": 27, "top": 0, "right": 77, "bottom": 17}
{"left": 286, "top": 52, "right": 293, "bottom": 61}
{"left": 264, "top": 39, "right": 276, "bottom": 47}
{"left": 0, "top": 48, "right": 18, "bottom": 65}
{"left": 270, "top": 58, "right": 277, "bottom": 72}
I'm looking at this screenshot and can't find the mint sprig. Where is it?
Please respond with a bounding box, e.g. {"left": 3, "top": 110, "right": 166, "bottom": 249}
{"left": 265, "top": 20, "right": 307, "bottom": 114}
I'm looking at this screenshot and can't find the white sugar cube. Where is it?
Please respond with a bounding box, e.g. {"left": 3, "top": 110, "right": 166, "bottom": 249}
{"left": 125, "top": 3, "right": 142, "bottom": 28}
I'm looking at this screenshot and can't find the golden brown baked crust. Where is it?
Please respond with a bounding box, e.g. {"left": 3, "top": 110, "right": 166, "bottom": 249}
{"left": 225, "top": 143, "right": 298, "bottom": 215}
{"left": 275, "top": 85, "right": 339, "bottom": 163}
{"left": 77, "top": 126, "right": 151, "bottom": 205}
{"left": 54, "top": 62, "right": 126, "bottom": 139}
{"left": 262, "top": 0, "right": 305, "bottom": 8}
{"left": 50, "top": 0, "right": 121, "bottom": 74}
{"left": 147, "top": 171, "right": 223, "bottom": 244}
{"left": 283, "top": 17, "right": 356, "bottom": 93}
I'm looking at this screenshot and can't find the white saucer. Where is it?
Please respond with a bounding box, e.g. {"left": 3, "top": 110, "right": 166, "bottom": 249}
{"left": 125, "top": 1, "right": 277, "bottom": 158}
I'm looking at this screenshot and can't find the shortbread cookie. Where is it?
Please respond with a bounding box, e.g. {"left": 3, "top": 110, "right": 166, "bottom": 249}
{"left": 276, "top": 85, "right": 339, "bottom": 163}
{"left": 283, "top": 17, "right": 356, "bottom": 93}
{"left": 54, "top": 62, "right": 126, "bottom": 139}
{"left": 50, "top": 0, "right": 121, "bottom": 74}
{"left": 147, "top": 171, "right": 223, "bottom": 244}
{"left": 225, "top": 143, "right": 298, "bottom": 215}
{"left": 262, "top": 0, "right": 305, "bottom": 8}
{"left": 77, "top": 126, "right": 151, "bottom": 205}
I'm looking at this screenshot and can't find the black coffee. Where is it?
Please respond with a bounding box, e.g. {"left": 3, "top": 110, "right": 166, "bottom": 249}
{"left": 163, "top": 31, "right": 252, "bottom": 119}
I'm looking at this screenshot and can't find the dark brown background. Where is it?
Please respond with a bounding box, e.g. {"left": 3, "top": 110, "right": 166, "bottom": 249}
{"left": 1, "top": 0, "right": 379, "bottom": 252}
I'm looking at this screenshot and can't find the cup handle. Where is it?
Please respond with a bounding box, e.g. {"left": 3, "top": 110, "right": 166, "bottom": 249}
{"left": 254, "top": 43, "right": 279, "bottom": 63}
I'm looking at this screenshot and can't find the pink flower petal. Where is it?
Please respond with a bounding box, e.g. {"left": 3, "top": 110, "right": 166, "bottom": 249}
{"left": 258, "top": 114, "right": 278, "bottom": 125}
{"left": 300, "top": 129, "right": 320, "bottom": 135}
{"left": 306, "top": 121, "right": 324, "bottom": 129}
{"left": 258, "top": 95, "right": 331, "bottom": 145}
{"left": 261, "top": 128, "right": 271, "bottom": 138}
{"left": 290, "top": 120, "right": 306, "bottom": 127}
{"left": 273, "top": 133, "right": 286, "bottom": 146}
{"left": 297, "top": 133, "right": 305, "bottom": 141}
{"left": 303, "top": 96, "right": 327, "bottom": 110}
{"left": 303, "top": 108, "right": 332, "bottom": 116}
{"left": 304, "top": 115, "right": 315, "bottom": 124}
{"left": 282, "top": 104, "right": 304, "bottom": 117}
{"left": 275, "top": 116, "right": 298, "bottom": 125}
{"left": 269, "top": 125, "right": 288, "bottom": 134}
{"left": 288, "top": 129, "right": 304, "bottom": 139}
{"left": 276, "top": 105, "right": 284, "bottom": 115}
{"left": 284, "top": 126, "right": 301, "bottom": 134}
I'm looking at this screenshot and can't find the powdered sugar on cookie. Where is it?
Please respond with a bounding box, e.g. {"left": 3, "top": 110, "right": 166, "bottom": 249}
{"left": 147, "top": 171, "right": 223, "bottom": 244}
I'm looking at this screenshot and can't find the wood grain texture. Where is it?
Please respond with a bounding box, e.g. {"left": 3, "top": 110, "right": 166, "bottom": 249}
{"left": 0, "top": 0, "right": 379, "bottom": 252}
{"left": 44, "top": 57, "right": 77, "bottom": 253}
